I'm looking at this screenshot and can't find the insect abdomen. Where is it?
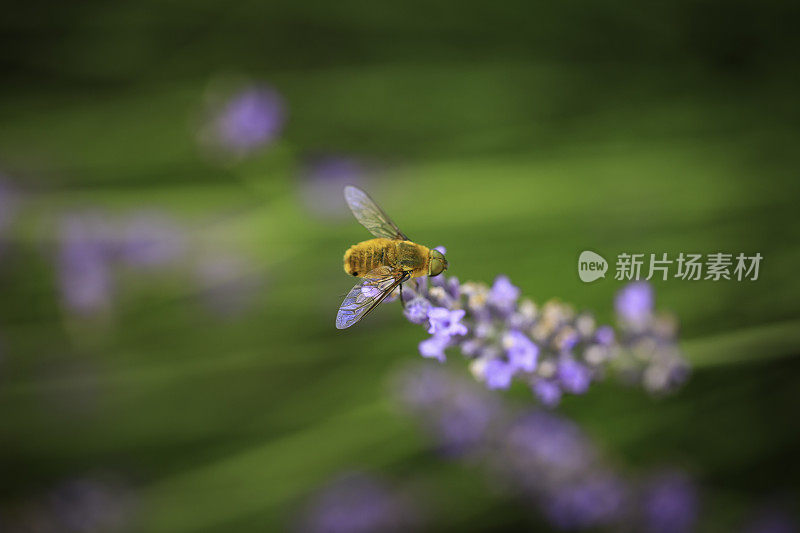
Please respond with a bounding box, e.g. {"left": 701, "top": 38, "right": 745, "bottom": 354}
{"left": 343, "top": 238, "right": 396, "bottom": 277}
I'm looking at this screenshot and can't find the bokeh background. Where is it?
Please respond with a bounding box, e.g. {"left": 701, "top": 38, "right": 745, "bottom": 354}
{"left": 1, "top": 1, "right": 799, "bottom": 531}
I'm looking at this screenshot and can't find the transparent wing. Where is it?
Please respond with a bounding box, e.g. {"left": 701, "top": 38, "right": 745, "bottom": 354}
{"left": 336, "top": 266, "right": 410, "bottom": 329}
{"left": 344, "top": 186, "right": 409, "bottom": 241}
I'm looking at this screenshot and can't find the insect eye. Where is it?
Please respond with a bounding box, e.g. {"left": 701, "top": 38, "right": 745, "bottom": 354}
{"left": 429, "top": 257, "right": 445, "bottom": 276}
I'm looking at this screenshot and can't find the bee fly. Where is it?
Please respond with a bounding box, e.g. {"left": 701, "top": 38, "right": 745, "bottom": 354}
{"left": 336, "top": 186, "right": 447, "bottom": 329}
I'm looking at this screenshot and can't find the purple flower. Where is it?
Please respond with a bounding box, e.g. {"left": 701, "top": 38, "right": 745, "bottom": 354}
{"left": 403, "top": 297, "right": 430, "bottom": 325}
{"left": 58, "top": 214, "right": 114, "bottom": 315}
{"left": 437, "top": 390, "right": 496, "bottom": 454}
{"left": 615, "top": 281, "right": 654, "bottom": 327}
{"left": 394, "top": 366, "right": 448, "bottom": 409}
{"left": 595, "top": 325, "right": 615, "bottom": 345}
{"left": 558, "top": 359, "right": 592, "bottom": 394}
{"left": 394, "top": 364, "right": 502, "bottom": 456}
{"left": 545, "top": 474, "right": 626, "bottom": 529}
{"left": 473, "top": 316, "right": 494, "bottom": 339}
{"left": 642, "top": 472, "right": 698, "bottom": 533}
{"left": 506, "top": 411, "right": 594, "bottom": 476}
{"left": 426, "top": 308, "right": 467, "bottom": 337}
{"left": 298, "top": 472, "right": 419, "bottom": 533}
{"left": 211, "top": 85, "right": 286, "bottom": 154}
{"left": 445, "top": 276, "right": 461, "bottom": 299}
{"left": 488, "top": 275, "right": 519, "bottom": 312}
{"left": 460, "top": 338, "right": 483, "bottom": 357}
{"left": 556, "top": 328, "right": 580, "bottom": 353}
{"left": 503, "top": 330, "right": 538, "bottom": 372}
{"left": 743, "top": 507, "right": 797, "bottom": 533}
{"left": 119, "top": 212, "right": 184, "bottom": 267}
{"left": 419, "top": 335, "right": 450, "bottom": 362}
{"left": 483, "top": 358, "right": 515, "bottom": 390}
{"left": 532, "top": 379, "right": 562, "bottom": 407}
{"left": 47, "top": 477, "right": 135, "bottom": 533}
{"left": 55, "top": 210, "right": 191, "bottom": 316}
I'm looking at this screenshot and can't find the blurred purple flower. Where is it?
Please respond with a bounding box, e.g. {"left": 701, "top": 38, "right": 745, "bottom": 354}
{"left": 298, "top": 472, "right": 420, "bottom": 533}
{"left": 595, "top": 325, "right": 615, "bottom": 345}
{"left": 482, "top": 358, "right": 516, "bottom": 390}
{"left": 642, "top": 472, "right": 699, "bottom": 533}
{"left": 743, "top": 506, "right": 798, "bottom": 533}
{"left": 418, "top": 334, "right": 449, "bottom": 362}
{"left": 119, "top": 212, "right": 184, "bottom": 267}
{"left": 557, "top": 359, "right": 592, "bottom": 394}
{"left": 488, "top": 275, "right": 520, "bottom": 313}
{"left": 395, "top": 365, "right": 721, "bottom": 533}
{"left": 394, "top": 364, "right": 502, "bottom": 455}
{"left": 404, "top": 297, "right": 430, "bottom": 325}
{"left": 56, "top": 210, "right": 191, "bottom": 316}
{"left": 615, "top": 281, "right": 654, "bottom": 328}
{"left": 396, "top": 365, "right": 711, "bottom": 531}
{"left": 504, "top": 329, "right": 538, "bottom": 372}
{"left": 211, "top": 85, "right": 286, "bottom": 154}
{"left": 436, "top": 389, "right": 498, "bottom": 453}
{"left": 3, "top": 476, "right": 135, "bottom": 533}
{"left": 57, "top": 214, "right": 115, "bottom": 315}
{"left": 47, "top": 477, "right": 135, "bottom": 533}
{"left": 614, "top": 283, "right": 688, "bottom": 395}
{"left": 532, "top": 379, "right": 562, "bottom": 407}
{"left": 545, "top": 474, "right": 627, "bottom": 530}
{"left": 504, "top": 411, "right": 595, "bottom": 478}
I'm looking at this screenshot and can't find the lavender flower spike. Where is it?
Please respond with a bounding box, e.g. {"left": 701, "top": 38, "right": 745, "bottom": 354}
{"left": 641, "top": 471, "right": 699, "bottom": 533}
{"left": 395, "top": 364, "right": 699, "bottom": 531}
{"left": 400, "top": 259, "right": 688, "bottom": 405}
{"left": 297, "top": 472, "right": 421, "bottom": 533}
{"left": 57, "top": 213, "right": 115, "bottom": 315}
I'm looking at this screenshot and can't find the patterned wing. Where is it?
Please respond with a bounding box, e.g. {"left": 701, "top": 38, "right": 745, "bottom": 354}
{"left": 344, "top": 186, "right": 409, "bottom": 241}
{"left": 336, "top": 266, "right": 410, "bottom": 329}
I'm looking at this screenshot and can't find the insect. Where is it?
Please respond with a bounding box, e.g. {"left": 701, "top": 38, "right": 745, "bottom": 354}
{"left": 336, "top": 185, "right": 448, "bottom": 329}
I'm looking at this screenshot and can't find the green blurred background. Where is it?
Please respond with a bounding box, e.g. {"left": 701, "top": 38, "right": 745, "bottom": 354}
{"left": 1, "top": 1, "right": 799, "bottom": 531}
